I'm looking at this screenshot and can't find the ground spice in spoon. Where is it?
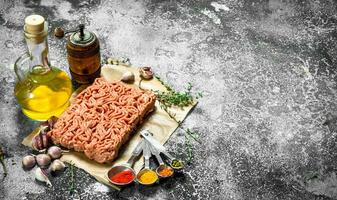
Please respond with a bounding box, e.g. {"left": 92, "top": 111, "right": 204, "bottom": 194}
{"left": 110, "top": 170, "right": 135, "bottom": 184}
{"left": 172, "top": 159, "right": 183, "bottom": 168}
{"left": 138, "top": 170, "right": 157, "bottom": 185}
{"left": 158, "top": 166, "right": 173, "bottom": 177}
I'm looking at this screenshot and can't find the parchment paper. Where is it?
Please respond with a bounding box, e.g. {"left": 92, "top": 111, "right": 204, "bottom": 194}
{"left": 22, "top": 64, "right": 196, "bottom": 191}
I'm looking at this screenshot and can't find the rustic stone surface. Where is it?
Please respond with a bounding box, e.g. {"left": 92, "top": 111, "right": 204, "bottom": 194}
{"left": 1, "top": 0, "right": 337, "bottom": 199}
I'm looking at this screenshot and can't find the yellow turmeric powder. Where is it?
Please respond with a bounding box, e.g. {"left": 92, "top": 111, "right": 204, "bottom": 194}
{"left": 138, "top": 170, "right": 157, "bottom": 184}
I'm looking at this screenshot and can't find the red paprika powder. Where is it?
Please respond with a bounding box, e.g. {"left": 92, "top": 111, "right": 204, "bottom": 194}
{"left": 110, "top": 169, "right": 135, "bottom": 184}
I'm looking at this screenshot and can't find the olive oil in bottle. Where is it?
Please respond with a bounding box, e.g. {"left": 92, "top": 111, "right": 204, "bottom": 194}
{"left": 14, "top": 15, "right": 72, "bottom": 121}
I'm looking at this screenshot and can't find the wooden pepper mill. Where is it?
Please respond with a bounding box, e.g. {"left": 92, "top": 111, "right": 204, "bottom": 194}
{"left": 55, "top": 24, "right": 100, "bottom": 84}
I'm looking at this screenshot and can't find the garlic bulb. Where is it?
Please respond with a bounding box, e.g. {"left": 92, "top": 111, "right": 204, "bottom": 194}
{"left": 32, "top": 116, "right": 58, "bottom": 151}
{"left": 36, "top": 154, "right": 51, "bottom": 168}
{"left": 47, "top": 146, "right": 63, "bottom": 159}
{"left": 22, "top": 155, "right": 36, "bottom": 169}
{"left": 139, "top": 67, "right": 153, "bottom": 80}
{"left": 54, "top": 27, "right": 65, "bottom": 38}
{"left": 49, "top": 159, "right": 66, "bottom": 172}
{"left": 121, "top": 71, "right": 135, "bottom": 83}
{"left": 40, "top": 116, "right": 58, "bottom": 132}
{"left": 35, "top": 167, "right": 52, "bottom": 187}
{"left": 31, "top": 131, "right": 49, "bottom": 151}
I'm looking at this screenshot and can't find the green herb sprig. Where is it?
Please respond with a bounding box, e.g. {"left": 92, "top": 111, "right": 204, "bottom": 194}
{"left": 184, "top": 128, "right": 201, "bottom": 164}
{"left": 155, "top": 75, "right": 173, "bottom": 91}
{"left": 155, "top": 76, "right": 202, "bottom": 111}
{"left": 0, "top": 145, "right": 7, "bottom": 177}
{"left": 68, "top": 162, "right": 76, "bottom": 194}
{"left": 154, "top": 76, "right": 202, "bottom": 164}
{"left": 104, "top": 57, "right": 131, "bottom": 66}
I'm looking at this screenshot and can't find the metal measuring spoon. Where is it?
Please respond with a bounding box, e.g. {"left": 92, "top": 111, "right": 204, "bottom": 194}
{"left": 136, "top": 140, "right": 158, "bottom": 185}
{"left": 148, "top": 141, "right": 174, "bottom": 178}
{"left": 106, "top": 139, "right": 144, "bottom": 186}
{"left": 140, "top": 130, "right": 185, "bottom": 170}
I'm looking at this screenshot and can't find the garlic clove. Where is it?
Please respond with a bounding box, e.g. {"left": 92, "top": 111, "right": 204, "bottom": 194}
{"left": 47, "top": 116, "right": 58, "bottom": 130}
{"left": 49, "top": 159, "right": 66, "bottom": 172}
{"left": 47, "top": 146, "right": 63, "bottom": 159}
{"left": 40, "top": 116, "right": 58, "bottom": 132}
{"left": 36, "top": 154, "right": 51, "bottom": 168}
{"left": 35, "top": 167, "right": 52, "bottom": 187}
{"left": 121, "top": 71, "right": 135, "bottom": 83}
{"left": 22, "top": 155, "right": 36, "bottom": 170}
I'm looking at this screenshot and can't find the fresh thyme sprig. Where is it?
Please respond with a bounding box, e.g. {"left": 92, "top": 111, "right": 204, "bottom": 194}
{"left": 154, "top": 76, "right": 202, "bottom": 164}
{"left": 156, "top": 90, "right": 194, "bottom": 109}
{"left": 185, "top": 133, "right": 193, "bottom": 164}
{"left": 155, "top": 76, "right": 202, "bottom": 110}
{"left": 155, "top": 75, "right": 173, "bottom": 92}
{"left": 0, "top": 145, "right": 7, "bottom": 178}
{"left": 185, "top": 128, "right": 201, "bottom": 144}
{"left": 68, "top": 162, "right": 76, "bottom": 194}
{"left": 184, "top": 128, "right": 201, "bottom": 164}
{"left": 104, "top": 57, "right": 131, "bottom": 66}
{"left": 159, "top": 103, "right": 200, "bottom": 163}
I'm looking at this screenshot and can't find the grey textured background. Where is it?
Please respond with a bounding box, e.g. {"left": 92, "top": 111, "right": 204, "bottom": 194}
{"left": 1, "top": 0, "right": 337, "bottom": 199}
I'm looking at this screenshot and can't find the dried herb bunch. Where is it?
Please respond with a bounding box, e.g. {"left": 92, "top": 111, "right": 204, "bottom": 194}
{"left": 154, "top": 76, "right": 202, "bottom": 164}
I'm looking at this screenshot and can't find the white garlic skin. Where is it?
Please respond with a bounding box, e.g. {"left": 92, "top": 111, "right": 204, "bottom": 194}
{"left": 49, "top": 159, "right": 66, "bottom": 172}
{"left": 22, "top": 155, "right": 36, "bottom": 169}
{"left": 47, "top": 146, "right": 62, "bottom": 159}
{"left": 35, "top": 167, "right": 52, "bottom": 187}
{"left": 121, "top": 71, "right": 135, "bottom": 83}
{"left": 36, "top": 154, "right": 51, "bottom": 168}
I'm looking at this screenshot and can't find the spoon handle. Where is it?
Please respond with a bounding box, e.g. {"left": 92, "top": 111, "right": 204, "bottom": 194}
{"left": 143, "top": 140, "right": 151, "bottom": 169}
{"left": 126, "top": 139, "right": 144, "bottom": 166}
{"left": 148, "top": 142, "right": 165, "bottom": 166}
{"left": 160, "top": 151, "right": 175, "bottom": 161}
{"left": 140, "top": 130, "right": 164, "bottom": 151}
{"left": 140, "top": 130, "right": 175, "bottom": 161}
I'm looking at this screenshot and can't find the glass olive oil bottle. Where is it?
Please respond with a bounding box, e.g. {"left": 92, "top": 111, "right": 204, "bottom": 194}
{"left": 14, "top": 15, "right": 72, "bottom": 121}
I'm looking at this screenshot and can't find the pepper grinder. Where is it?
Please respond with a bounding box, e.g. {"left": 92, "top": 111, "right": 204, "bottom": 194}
{"left": 54, "top": 24, "right": 101, "bottom": 84}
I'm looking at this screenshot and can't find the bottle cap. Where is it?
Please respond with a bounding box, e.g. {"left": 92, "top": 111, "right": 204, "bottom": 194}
{"left": 24, "top": 15, "right": 45, "bottom": 34}
{"left": 24, "top": 15, "right": 48, "bottom": 44}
